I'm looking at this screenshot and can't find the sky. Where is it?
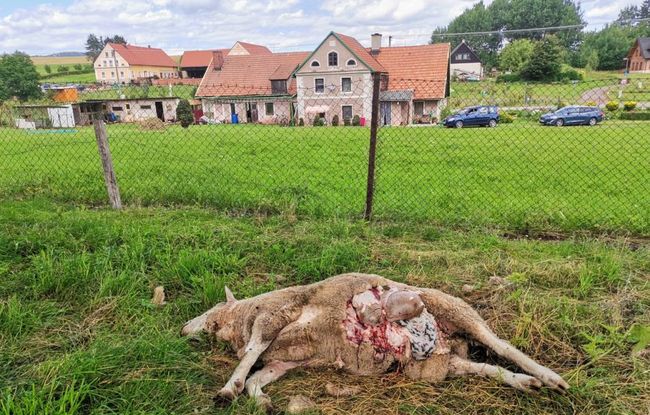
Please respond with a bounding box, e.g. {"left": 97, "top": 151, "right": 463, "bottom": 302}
{"left": 0, "top": 0, "right": 645, "bottom": 55}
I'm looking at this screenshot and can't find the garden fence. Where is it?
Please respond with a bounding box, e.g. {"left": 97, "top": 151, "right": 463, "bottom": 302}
{"left": 1, "top": 77, "right": 649, "bottom": 233}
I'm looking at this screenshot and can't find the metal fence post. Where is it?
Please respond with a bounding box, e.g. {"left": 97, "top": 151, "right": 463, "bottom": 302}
{"left": 93, "top": 120, "right": 122, "bottom": 209}
{"left": 364, "top": 72, "right": 381, "bottom": 220}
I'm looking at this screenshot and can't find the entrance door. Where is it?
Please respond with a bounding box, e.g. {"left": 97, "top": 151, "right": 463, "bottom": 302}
{"left": 155, "top": 101, "right": 164, "bottom": 121}
{"left": 380, "top": 102, "right": 391, "bottom": 125}
{"left": 246, "top": 102, "right": 259, "bottom": 123}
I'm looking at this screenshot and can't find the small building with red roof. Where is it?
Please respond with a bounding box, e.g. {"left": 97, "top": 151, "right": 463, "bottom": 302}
{"left": 94, "top": 43, "right": 178, "bottom": 84}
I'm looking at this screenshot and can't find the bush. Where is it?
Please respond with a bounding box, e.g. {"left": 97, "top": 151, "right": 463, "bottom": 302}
{"left": 73, "top": 64, "right": 83, "bottom": 71}
{"left": 496, "top": 73, "right": 521, "bottom": 83}
{"left": 623, "top": 101, "right": 637, "bottom": 111}
{"left": 343, "top": 117, "right": 351, "bottom": 126}
{"left": 500, "top": 112, "right": 515, "bottom": 123}
{"left": 298, "top": 117, "right": 304, "bottom": 126}
{"left": 585, "top": 101, "right": 597, "bottom": 107}
{"left": 56, "top": 65, "right": 70, "bottom": 73}
{"left": 558, "top": 69, "right": 583, "bottom": 81}
{"left": 175, "top": 99, "right": 194, "bottom": 128}
{"left": 352, "top": 115, "right": 361, "bottom": 126}
{"left": 43, "top": 64, "right": 52, "bottom": 74}
{"left": 619, "top": 111, "right": 650, "bottom": 120}
{"left": 312, "top": 116, "right": 325, "bottom": 126}
{"left": 605, "top": 101, "right": 620, "bottom": 112}
{"left": 331, "top": 114, "right": 339, "bottom": 126}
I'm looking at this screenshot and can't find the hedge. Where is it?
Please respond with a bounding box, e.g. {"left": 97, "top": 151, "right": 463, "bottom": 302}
{"left": 619, "top": 111, "right": 650, "bottom": 120}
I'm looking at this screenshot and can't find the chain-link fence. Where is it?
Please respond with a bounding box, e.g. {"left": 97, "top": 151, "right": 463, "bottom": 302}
{"left": 1, "top": 77, "right": 649, "bottom": 233}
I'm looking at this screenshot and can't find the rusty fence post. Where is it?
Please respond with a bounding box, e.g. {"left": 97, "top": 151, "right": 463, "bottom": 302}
{"left": 93, "top": 119, "right": 122, "bottom": 209}
{"left": 364, "top": 72, "right": 381, "bottom": 220}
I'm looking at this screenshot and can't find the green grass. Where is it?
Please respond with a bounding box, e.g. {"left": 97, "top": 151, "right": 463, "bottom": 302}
{"left": 0, "top": 198, "right": 648, "bottom": 414}
{"left": 1, "top": 122, "right": 649, "bottom": 234}
{"left": 41, "top": 72, "right": 97, "bottom": 84}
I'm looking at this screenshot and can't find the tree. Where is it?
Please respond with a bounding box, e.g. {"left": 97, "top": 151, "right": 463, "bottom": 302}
{"left": 498, "top": 39, "right": 534, "bottom": 72}
{"left": 520, "top": 36, "right": 564, "bottom": 81}
{"left": 0, "top": 52, "right": 42, "bottom": 102}
{"left": 585, "top": 49, "right": 599, "bottom": 71}
{"left": 44, "top": 64, "right": 52, "bottom": 74}
{"left": 176, "top": 99, "right": 194, "bottom": 128}
{"left": 85, "top": 34, "right": 128, "bottom": 62}
{"left": 581, "top": 24, "right": 650, "bottom": 70}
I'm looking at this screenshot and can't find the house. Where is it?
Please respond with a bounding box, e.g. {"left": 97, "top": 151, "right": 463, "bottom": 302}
{"left": 449, "top": 40, "right": 483, "bottom": 79}
{"left": 294, "top": 32, "right": 451, "bottom": 126}
{"left": 94, "top": 43, "right": 178, "bottom": 84}
{"left": 180, "top": 49, "right": 229, "bottom": 79}
{"left": 196, "top": 50, "right": 309, "bottom": 124}
{"left": 627, "top": 38, "right": 650, "bottom": 73}
{"left": 89, "top": 97, "right": 180, "bottom": 123}
{"left": 14, "top": 104, "right": 76, "bottom": 129}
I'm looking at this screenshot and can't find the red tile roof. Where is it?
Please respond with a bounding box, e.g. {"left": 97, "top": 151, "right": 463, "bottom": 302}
{"left": 372, "top": 43, "right": 450, "bottom": 99}
{"left": 236, "top": 41, "right": 272, "bottom": 55}
{"left": 334, "top": 33, "right": 386, "bottom": 73}
{"left": 197, "top": 51, "right": 309, "bottom": 97}
{"left": 108, "top": 43, "right": 177, "bottom": 68}
{"left": 180, "top": 49, "right": 229, "bottom": 68}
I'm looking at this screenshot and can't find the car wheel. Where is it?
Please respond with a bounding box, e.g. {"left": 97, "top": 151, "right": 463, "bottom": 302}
{"left": 455, "top": 120, "right": 464, "bottom": 128}
{"left": 488, "top": 119, "right": 497, "bottom": 128}
{"left": 589, "top": 117, "right": 597, "bottom": 126}
{"left": 555, "top": 118, "right": 564, "bottom": 127}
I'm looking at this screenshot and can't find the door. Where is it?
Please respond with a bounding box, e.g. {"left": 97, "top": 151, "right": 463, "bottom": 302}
{"left": 246, "top": 102, "right": 259, "bottom": 123}
{"left": 565, "top": 107, "right": 580, "bottom": 124}
{"left": 475, "top": 106, "right": 489, "bottom": 125}
{"left": 155, "top": 101, "right": 164, "bottom": 121}
{"left": 380, "top": 102, "right": 391, "bottom": 126}
{"left": 464, "top": 107, "right": 479, "bottom": 125}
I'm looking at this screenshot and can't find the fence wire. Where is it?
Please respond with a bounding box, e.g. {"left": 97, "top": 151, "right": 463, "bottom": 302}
{"left": 1, "top": 77, "right": 649, "bottom": 233}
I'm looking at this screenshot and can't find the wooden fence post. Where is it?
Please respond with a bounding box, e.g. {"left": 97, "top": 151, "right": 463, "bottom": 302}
{"left": 364, "top": 72, "right": 381, "bottom": 220}
{"left": 93, "top": 120, "right": 122, "bottom": 209}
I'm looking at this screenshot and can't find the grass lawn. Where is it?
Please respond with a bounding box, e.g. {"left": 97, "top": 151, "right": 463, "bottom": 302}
{"left": 0, "top": 198, "right": 648, "bottom": 414}
{"left": 1, "top": 122, "right": 648, "bottom": 234}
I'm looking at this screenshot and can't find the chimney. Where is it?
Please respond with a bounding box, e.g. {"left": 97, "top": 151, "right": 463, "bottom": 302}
{"left": 371, "top": 33, "right": 382, "bottom": 54}
{"left": 389, "top": 35, "right": 393, "bottom": 47}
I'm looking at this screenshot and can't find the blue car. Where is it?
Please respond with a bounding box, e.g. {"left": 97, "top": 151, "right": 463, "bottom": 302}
{"left": 442, "top": 106, "right": 499, "bottom": 128}
{"left": 539, "top": 106, "right": 604, "bottom": 127}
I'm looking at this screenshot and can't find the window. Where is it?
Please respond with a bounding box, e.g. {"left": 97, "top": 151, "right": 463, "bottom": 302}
{"left": 478, "top": 107, "right": 488, "bottom": 114}
{"left": 140, "top": 105, "right": 152, "bottom": 110}
{"left": 310, "top": 60, "right": 320, "bottom": 67}
{"left": 111, "top": 72, "right": 114, "bottom": 77}
{"left": 265, "top": 102, "right": 274, "bottom": 116}
{"left": 126, "top": 104, "right": 130, "bottom": 110}
{"left": 101, "top": 71, "right": 105, "bottom": 78}
{"left": 414, "top": 102, "right": 424, "bottom": 115}
{"left": 230, "top": 103, "right": 236, "bottom": 114}
{"left": 341, "top": 77, "right": 352, "bottom": 93}
{"left": 328, "top": 51, "right": 338, "bottom": 67}
{"left": 111, "top": 106, "right": 124, "bottom": 111}
{"left": 315, "top": 78, "right": 324, "bottom": 93}
{"left": 105, "top": 52, "right": 109, "bottom": 57}
{"left": 346, "top": 59, "right": 357, "bottom": 66}
{"left": 271, "top": 80, "right": 287, "bottom": 94}
{"left": 103, "top": 60, "right": 107, "bottom": 66}
{"left": 120, "top": 71, "right": 124, "bottom": 77}
{"left": 342, "top": 105, "right": 353, "bottom": 121}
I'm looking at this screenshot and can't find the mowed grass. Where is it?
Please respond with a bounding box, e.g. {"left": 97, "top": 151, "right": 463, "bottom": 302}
{"left": 0, "top": 198, "right": 648, "bottom": 414}
{"left": 1, "top": 122, "right": 649, "bottom": 233}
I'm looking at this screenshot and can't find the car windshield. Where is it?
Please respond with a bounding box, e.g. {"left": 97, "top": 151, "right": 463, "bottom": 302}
{"left": 554, "top": 108, "right": 570, "bottom": 114}
{"left": 457, "top": 108, "right": 476, "bottom": 115}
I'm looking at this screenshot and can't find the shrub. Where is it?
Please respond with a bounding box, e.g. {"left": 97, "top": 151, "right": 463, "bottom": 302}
{"left": 56, "top": 65, "right": 70, "bottom": 73}
{"left": 43, "top": 64, "right": 52, "bottom": 74}
{"left": 343, "top": 117, "right": 351, "bottom": 126}
{"left": 500, "top": 112, "right": 515, "bottom": 123}
{"left": 496, "top": 73, "right": 521, "bottom": 83}
{"left": 73, "top": 64, "right": 83, "bottom": 71}
{"left": 352, "top": 115, "right": 361, "bottom": 126}
{"left": 585, "top": 101, "right": 597, "bottom": 107}
{"left": 605, "top": 101, "right": 619, "bottom": 112}
{"left": 619, "top": 111, "right": 650, "bottom": 120}
{"left": 298, "top": 117, "right": 304, "bottom": 126}
{"left": 623, "top": 101, "right": 637, "bottom": 111}
{"left": 175, "top": 99, "right": 194, "bottom": 128}
{"left": 558, "top": 69, "right": 583, "bottom": 81}
{"left": 331, "top": 114, "right": 339, "bottom": 126}
{"left": 312, "top": 116, "right": 325, "bottom": 126}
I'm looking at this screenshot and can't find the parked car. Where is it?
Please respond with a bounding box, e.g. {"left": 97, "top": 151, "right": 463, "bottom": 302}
{"left": 539, "top": 106, "right": 604, "bottom": 127}
{"left": 442, "top": 106, "right": 499, "bottom": 128}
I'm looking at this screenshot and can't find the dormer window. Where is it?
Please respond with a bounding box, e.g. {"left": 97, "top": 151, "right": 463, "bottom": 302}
{"left": 346, "top": 59, "right": 357, "bottom": 66}
{"left": 310, "top": 60, "right": 320, "bottom": 67}
{"left": 328, "top": 52, "right": 338, "bottom": 67}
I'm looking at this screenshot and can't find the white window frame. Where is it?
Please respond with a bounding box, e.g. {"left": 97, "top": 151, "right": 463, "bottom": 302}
{"left": 346, "top": 58, "right": 357, "bottom": 67}
{"left": 310, "top": 60, "right": 321, "bottom": 68}
{"left": 265, "top": 102, "right": 274, "bottom": 116}
{"left": 414, "top": 101, "right": 425, "bottom": 116}
{"left": 341, "top": 77, "right": 352, "bottom": 93}
{"left": 327, "top": 51, "right": 339, "bottom": 67}
{"left": 341, "top": 105, "right": 353, "bottom": 121}
{"left": 314, "top": 78, "right": 324, "bottom": 94}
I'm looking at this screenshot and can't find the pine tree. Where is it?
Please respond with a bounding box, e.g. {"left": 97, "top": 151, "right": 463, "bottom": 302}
{"left": 176, "top": 99, "right": 194, "bottom": 128}
{"left": 520, "top": 36, "right": 564, "bottom": 81}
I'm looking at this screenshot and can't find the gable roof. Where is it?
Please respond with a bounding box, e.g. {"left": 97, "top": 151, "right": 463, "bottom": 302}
{"left": 107, "top": 43, "right": 177, "bottom": 68}
{"left": 450, "top": 41, "right": 481, "bottom": 64}
{"left": 295, "top": 32, "right": 386, "bottom": 73}
{"left": 235, "top": 41, "right": 272, "bottom": 55}
{"left": 196, "top": 51, "right": 310, "bottom": 97}
{"left": 635, "top": 37, "right": 650, "bottom": 59}
{"left": 372, "top": 43, "right": 451, "bottom": 100}
{"left": 181, "top": 49, "right": 229, "bottom": 68}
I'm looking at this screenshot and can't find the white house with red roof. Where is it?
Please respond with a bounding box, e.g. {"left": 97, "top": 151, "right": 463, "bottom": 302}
{"left": 93, "top": 43, "right": 178, "bottom": 84}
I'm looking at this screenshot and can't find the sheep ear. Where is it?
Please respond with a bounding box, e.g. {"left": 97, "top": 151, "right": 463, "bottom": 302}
{"left": 224, "top": 286, "right": 237, "bottom": 303}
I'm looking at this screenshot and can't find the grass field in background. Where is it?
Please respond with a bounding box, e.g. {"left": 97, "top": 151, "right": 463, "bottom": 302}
{"left": 0, "top": 198, "right": 648, "bottom": 414}
{"left": 1, "top": 122, "right": 648, "bottom": 233}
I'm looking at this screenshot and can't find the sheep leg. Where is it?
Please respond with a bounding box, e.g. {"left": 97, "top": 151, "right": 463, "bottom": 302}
{"left": 245, "top": 361, "right": 302, "bottom": 411}
{"left": 449, "top": 355, "right": 544, "bottom": 392}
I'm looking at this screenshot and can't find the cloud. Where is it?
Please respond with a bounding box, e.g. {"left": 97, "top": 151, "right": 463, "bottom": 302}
{"left": 0, "top": 0, "right": 645, "bottom": 55}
